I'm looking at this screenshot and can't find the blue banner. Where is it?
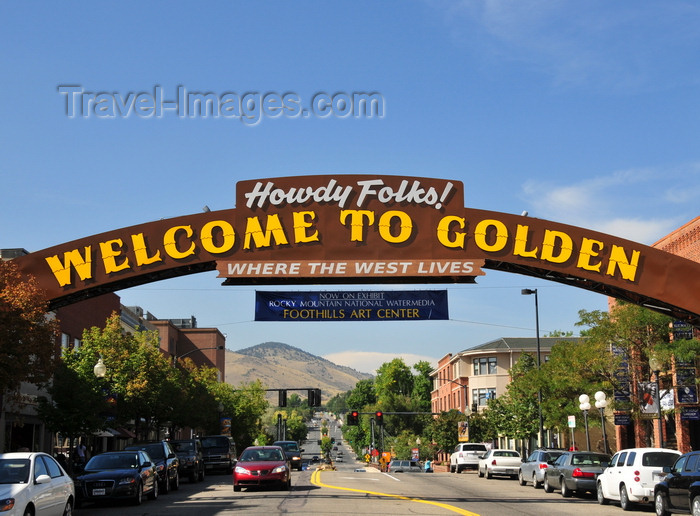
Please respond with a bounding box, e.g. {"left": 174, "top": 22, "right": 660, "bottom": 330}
{"left": 255, "top": 290, "right": 449, "bottom": 322}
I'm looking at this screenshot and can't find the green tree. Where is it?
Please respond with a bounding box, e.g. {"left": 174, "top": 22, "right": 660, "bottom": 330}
{"left": 428, "top": 410, "right": 466, "bottom": 459}
{"left": 411, "top": 360, "right": 433, "bottom": 413}
{"left": 346, "top": 379, "right": 376, "bottom": 410}
{"left": 374, "top": 358, "right": 413, "bottom": 399}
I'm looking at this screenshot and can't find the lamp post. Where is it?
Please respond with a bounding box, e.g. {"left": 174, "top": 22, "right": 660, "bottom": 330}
{"left": 522, "top": 288, "right": 544, "bottom": 447}
{"left": 578, "top": 394, "right": 591, "bottom": 451}
{"left": 648, "top": 356, "right": 664, "bottom": 448}
{"left": 594, "top": 391, "right": 608, "bottom": 454}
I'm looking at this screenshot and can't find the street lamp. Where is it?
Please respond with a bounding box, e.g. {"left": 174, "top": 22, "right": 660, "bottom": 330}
{"left": 594, "top": 391, "right": 609, "bottom": 454}
{"left": 578, "top": 394, "right": 591, "bottom": 451}
{"left": 93, "top": 358, "right": 107, "bottom": 378}
{"left": 174, "top": 345, "right": 224, "bottom": 364}
{"left": 522, "top": 288, "right": 544, "bottom": 447}
{"left": 648, "top": 355, "right": 665, "bottom": 448}
{"left": 439, "top": 377, "right": 468, "bottom": 413}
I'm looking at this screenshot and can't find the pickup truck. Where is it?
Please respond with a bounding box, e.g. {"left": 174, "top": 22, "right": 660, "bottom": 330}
{"left": 477, "top": 449, "right": 522, "bottom": 479}
{"left": 450, "top": 443, "right": 488, "bottom": 473}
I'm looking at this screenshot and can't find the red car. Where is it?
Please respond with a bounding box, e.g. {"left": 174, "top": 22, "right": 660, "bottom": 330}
{"left": 233, "top": 446, "right": 291, "bottom": 492}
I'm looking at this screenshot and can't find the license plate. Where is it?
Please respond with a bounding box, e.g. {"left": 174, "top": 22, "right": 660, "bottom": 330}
{"left": 92, "top": 488, "right": 106, "bottom": 496}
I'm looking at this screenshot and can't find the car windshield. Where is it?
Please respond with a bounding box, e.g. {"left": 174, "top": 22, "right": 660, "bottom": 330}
{"left": 87, "top": 453, "right": 139, "bottom": 470}
{"left": 0, "top": 459, "right": 30, "bottom": 484}
{"left": 275, "top": 443, "right": 299, "bottom": 451}
{"left": 201, "top": 437, "right": 228, "bottom": 449}
{"left": 172, "top": 442, "right": 194, "bottom": 453}
{"left": 643, "top": 452, "right": 680, "bottom": 467}
{"left": 129, "top": 444, "right": 164, "bottom": 460}
{"left": 494, "top": 451, "right": 519, "bottom": 457}
{"left": 240, "top": 449, "right": 284, "bottom": 462}
{"left": 571, "top": 454, "right": 610, "bottom": 466}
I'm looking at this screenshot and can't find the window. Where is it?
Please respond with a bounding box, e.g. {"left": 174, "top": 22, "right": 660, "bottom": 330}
{"left": 472, "top": 388, "right": 496, "bottom": 406}
{"left": 473, "top": 357, "right": 497, "bottom": 375}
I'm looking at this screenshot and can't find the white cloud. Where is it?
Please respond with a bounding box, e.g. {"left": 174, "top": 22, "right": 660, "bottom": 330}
{"left": 323, "top": 351, "right": 438, "bottom": 376}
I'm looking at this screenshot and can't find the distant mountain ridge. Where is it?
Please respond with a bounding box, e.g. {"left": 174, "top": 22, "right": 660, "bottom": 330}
{"left": 224, "top": 342, "right": 372, "bottom": 401}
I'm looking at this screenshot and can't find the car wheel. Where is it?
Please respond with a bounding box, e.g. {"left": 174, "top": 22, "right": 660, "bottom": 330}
{"left": 22, "top": 507, "right": 33, "bottom": 516}
{"left": 518, "top": 470, "right": 526, "bottom": 486}
{"left": 133, "top": 481, "right": 144, "bottom": 505}
{"left": 485, "top": 468, "right": 492, "bottom": 479}
{"left": 691, "top": 495, "right": 700, "bottom": 516}
{"left": 543, "top": 475, "right": 554, "bottom": 493}
{"left": 477, "top": 466, "right": 484, "bottom": 478}
{"left": 450, "top": 464, "right": 455, "bottom": 473}
{"left": 532, "top": 473, "right": 542, "bottom": 489}
{"left": 190, "top": 470, "right": 198, "bottom": 482}
{"left": 62, "top": 500, "right": 73, "bottom": 516}
{"left": 597, "top": 481, "right": 609, "bottom": 505}
{"left": 620, "top": 484, "right": 634, "bottom": 511}
{"left": 172, "top": 471, "right": 180, "bottom": 491}
{"left": 561, "top": 477, "right": 572, "bottom": 497}
{"left": 161, "top": 474, "right": 170, "bottom": 494}
{"left": 233, "top": 484, "right": 241, "bottom": 492}
{"left": 655, "top": 491, "right": 670, "bottom": 516}
{"left": 456, "top": 465, "right": 463, "bottom": 474}
{"left": 148, "top": 478, "right": 159, "bottom": 500}
{"left": 199, "top": 466, "right": 205, "bottom": 482}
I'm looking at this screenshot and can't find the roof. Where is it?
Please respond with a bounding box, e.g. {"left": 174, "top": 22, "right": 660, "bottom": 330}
{"left": 459, "top": 336, "right": 585, "bottom": 355}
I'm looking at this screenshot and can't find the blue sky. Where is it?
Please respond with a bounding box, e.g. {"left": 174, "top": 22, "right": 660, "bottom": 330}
{"left": 2, "top": 1, "right": 699, "bottom": 374}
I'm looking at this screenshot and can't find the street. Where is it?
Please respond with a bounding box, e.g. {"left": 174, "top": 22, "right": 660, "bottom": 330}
{"left": 73, "top": 425, "right": 656, "bottom": 516}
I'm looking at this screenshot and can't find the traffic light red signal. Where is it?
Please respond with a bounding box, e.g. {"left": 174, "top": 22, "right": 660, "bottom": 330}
{"left": 375, "top": 411, "right": 383, "bottom": 424}
{"left": 347, "top": 410, "right": 359, "bottom": 425}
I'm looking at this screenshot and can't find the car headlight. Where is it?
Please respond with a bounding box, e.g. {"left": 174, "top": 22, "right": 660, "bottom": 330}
{"left": 0, "top": 498, "right": 15, "bottom": 512}
{"left": 234, "top": 466, "right": 250, "bottom": 475}
{"left": 272, "top": 465, "right": 287, "bottom": 474}
{"left": 292, "top": 456, "right": 301, "bottom": 461}
{"left": 119, "top": 476, "right": 137, "bottom": 485}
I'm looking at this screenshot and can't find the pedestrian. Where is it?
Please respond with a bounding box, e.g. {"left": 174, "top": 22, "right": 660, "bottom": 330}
{"left": 76, "top": 442, "right": 87, "bottom": 464}
{"left": 424, "top": 458, "right": 433, "bottom": 473}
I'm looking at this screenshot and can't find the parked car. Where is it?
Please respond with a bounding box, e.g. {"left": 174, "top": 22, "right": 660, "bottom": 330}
{"left": 543, "top": 451, "right": 611, "bottom": 497}
{"left": 518, "top": 448, "right": 566, "bottom": 488}
{"left": 201, "top": 435, "right": 237, "bottom": 473}
{"left": 654, "top": 449, "right": 700, "bottom": 516}
{"left": 388, "top": 460, "right": 421, "bottom": 473}
{"left": 477, "top": 449, "right": 522, "bottom": 479}
{"left": 170, "top": 438, "right": 205, "bottom": 482}
{"left": 0, "top": 451, "right": 75, "bottom": 516}
{"left": 124, "top": 441, "right": 179, "bottom": 493}
{"left": 273, "top": 440, "right": 304, "bottom": 471}
{"left": 450, "top": 443, "right": 489, "bottom": 473}
{"left": 75, "top": 450, "right": 158, "bottom": 507}
{"left": 596, "top": 447, "right": 681, "bottom": 510}
{"left": 233, "top": 446, "right": 291, "bottom": 492}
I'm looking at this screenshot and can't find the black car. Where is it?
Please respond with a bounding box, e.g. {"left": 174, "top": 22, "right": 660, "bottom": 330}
{"left": 75, "top": 450, "right": 159, "bottom": 507}
{"left": 125, "top": 441, "right": 180, "bottom": 493}
{"left": 170, "top": 438, "right": 205, "bottom": 482}
{"left": 543, "top": 451, "right": 611, "bottom": 497}
{"left": 273, "top": 440, "right": 304, "bottom": 471}
{"left": 654, "top": 450, "right": 700, "bottom": 516}
{"left": 201, "top": 435, "right": 237, "bottom": 473}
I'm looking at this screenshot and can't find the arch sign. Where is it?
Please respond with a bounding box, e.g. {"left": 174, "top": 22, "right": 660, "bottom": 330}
{"left": 12, "top": 174, "right": 700, "bottom": 326}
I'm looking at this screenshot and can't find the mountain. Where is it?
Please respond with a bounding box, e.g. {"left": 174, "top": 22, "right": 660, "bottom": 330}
{"left": 224, "top": 342, "right": 373, "bottom": 401}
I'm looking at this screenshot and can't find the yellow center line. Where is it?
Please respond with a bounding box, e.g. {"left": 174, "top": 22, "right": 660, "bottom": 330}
{"left": 310, "top": 469, "right": 480, "bottom": 516}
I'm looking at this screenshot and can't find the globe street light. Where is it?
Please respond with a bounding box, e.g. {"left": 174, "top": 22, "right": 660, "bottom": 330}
{"left": 522, "top": 288, "right": 544, "bottom": 447}
{"left": 594, "top": 391, "right": 609, "bottom": 454}
{"left": 93, "top": 358, "right": 107, "bottom": 378}
{"left": 578, "top": 394, "right": 591, "bottom": 451}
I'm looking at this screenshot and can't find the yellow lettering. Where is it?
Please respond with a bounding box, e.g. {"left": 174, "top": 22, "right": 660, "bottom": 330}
{"left": 540, "top": 230, "right": 573, "bottom": 263}
{"left": 437, "top": 216, "right": 466, "bottom": 249}
{"left": 513, "top": 224, "right": 538, "bottom": 258}
{"left": 577, "top": 238, "right": 604, "bottom": 272}
{"left": 201, "top": 220, "right": 236, "bottom": 254}
{"left": 45, "top": 247, "right": 93, "bottom": 287}
{"left": 339, "top": 210, "right": 375, "bottom": 242}
{"left": 292, "top": 211, "right": 319, "bottom": 243}
{"left": 474, "top": 219, "right": 508, "bottom": 252}
{"left": 99, "top": 239, "right": 130, "bottom": 274}
{"left": 163, "top": 225, "right": 196, "bottom": 259}
{"left": 377, "top": 210, "right": 413, "bottom": 243}
{"left": 606, "top": 245, "right": 640, "bottom": 281}
{"left": 131, "top": 233, "right": 162, "bottom": 266}
{"left": 244, "top": 215, "right": 289, "bottom": 249}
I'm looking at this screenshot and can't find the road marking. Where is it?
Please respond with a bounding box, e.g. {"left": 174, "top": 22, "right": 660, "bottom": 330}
{"left": 311, "top": 470, "right": 480, "bottom": 515}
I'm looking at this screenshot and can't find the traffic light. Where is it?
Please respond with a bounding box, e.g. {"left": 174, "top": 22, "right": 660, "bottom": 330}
{"left": 307, "top": 388, "right": 322, "bottom": 407}
{"left": 278, "top": 389, "right": 287, "bottom": 407}
{"left": 347, "top": 410, "right": 359, "bottom": 425}
{"left": 375, "top": 411, "right": 383, "bottom": 424}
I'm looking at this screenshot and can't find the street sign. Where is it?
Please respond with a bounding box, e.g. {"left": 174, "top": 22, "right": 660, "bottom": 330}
{"left": 567, "top": 415, "right": 576, "bottom": 428}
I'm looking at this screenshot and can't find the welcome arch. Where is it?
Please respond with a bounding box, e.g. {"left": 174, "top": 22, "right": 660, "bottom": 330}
{"left": 12, "top": 175, "right": 700, "bottom": 326}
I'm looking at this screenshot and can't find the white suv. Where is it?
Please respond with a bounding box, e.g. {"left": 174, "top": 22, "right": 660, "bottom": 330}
{"left": 596, "top": 447, "right": 680, "bottom": 511}
{"left": 450, "top": 443, "right": 488, "bottom": 473}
